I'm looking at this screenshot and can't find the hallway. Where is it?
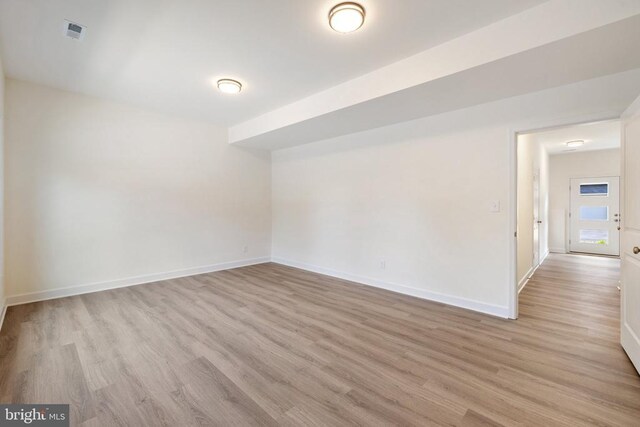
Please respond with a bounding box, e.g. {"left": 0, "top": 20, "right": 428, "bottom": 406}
{"left": 517, "top": 253, "right": 640, "bottom": 422}
{"left": 520, "top": 253, "right": 624, "bottom": 347}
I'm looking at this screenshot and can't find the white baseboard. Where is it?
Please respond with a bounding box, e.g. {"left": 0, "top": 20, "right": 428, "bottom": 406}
{"left": 4, "top": 255, "right": 511, "bottom": 325}
{"left": 271, "top": 257, "right": 510, "bottom": 318}
{"left": 5, "top": 257, "right": 271, "bottom": 307}
{"left": 517, "top": 265, "right": 535, "bottom": 294}
{"left": 518, "top": 251, "right": 550, "bottom": 295}
{"left": 549, "top": 247, "right": 566, "bottom": 254}
{"left": 540, "top": 249, "right": 550, "bottom": 263}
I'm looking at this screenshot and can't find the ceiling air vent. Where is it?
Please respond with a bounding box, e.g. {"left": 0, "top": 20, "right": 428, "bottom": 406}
{"left": 64, "top": 20, "right": 86, "bottom": 40}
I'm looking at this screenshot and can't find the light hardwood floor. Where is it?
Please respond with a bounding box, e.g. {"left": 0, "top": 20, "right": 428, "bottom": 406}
{"left": 1, "top": 254, "right": 639, "bottom": 426}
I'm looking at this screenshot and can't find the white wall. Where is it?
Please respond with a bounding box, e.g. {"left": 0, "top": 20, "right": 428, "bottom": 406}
{"left": 548, "top": 148, "right": 621, "bottom": 252}
{"left": 3, "top": 69, "right": 638, "bottom": 316}
{"left": 4, "top": 79, "right": 271, "bottom": 302}
{"left": 517, "top": 134, "right": 550, "bottom": 291}
{"left": 517, "top": 134, "right": 535, "bottom": 286}
{"left": 273, "top": 123, "right": 511, "bottom": 316}
{"left": 272, "top": 70, "right": 640, "bottom": 318}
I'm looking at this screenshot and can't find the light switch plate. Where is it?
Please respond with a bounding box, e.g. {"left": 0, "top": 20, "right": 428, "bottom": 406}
{"left": 490, "top": 200, "right": 501, "bottom": 213}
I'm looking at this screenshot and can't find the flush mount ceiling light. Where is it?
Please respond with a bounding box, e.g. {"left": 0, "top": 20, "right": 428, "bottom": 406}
{"left": 329, "top": 2, "right": 365, "bottom": 33}
{"left": 566, "top": 140, "right": 585, "bottom": 148}
{"left": 217, "top": 78, "right": 242, "bottom": 94}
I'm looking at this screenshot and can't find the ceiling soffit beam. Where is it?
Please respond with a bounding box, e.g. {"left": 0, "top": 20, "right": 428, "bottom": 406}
{"left": 229, "top": 0, "right": 640, "bottom": 147}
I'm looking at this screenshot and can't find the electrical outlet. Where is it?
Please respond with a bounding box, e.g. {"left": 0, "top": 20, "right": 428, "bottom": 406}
{"left": 243, "top": 245, "right": 248, "bottom": 253}
{"left": 490, "top": 200, "right": 501, "bottom": 213}
{"left": 380, "top": 260, "right": 386, "bottom": 270}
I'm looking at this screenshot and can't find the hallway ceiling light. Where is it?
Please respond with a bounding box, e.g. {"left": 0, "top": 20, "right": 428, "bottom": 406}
{"left": 329, "top": 2, "right": 365, "bottom": 33}
{"left": 217, "top": 79, "right": 242, "bottom": 94}
{"left": 566, "top": 140, "right": 585, "bottom": 148}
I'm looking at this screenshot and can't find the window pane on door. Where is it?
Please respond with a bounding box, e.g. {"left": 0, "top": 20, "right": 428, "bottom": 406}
{"left": 580, "top": 206, "right": 609, "bottom": 221}
{"left": 579, "top": 229, "right": 609, "bottom": 245}
{"left": 580, "top": 183, "right": 608, "bottom": 196}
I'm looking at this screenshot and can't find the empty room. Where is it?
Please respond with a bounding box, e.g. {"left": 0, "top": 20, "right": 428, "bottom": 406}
{"left": 1, "top": 1, "right": 640, "bottom": 426}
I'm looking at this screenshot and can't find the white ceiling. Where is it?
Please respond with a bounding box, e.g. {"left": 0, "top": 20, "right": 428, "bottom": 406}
{"left": 525, "top": 120, "right": 621, "bottom": 155}
{"left": 0, "top": 0, "right": 545, "bottom": 125}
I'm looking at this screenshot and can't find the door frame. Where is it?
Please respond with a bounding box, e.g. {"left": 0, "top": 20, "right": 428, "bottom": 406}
{"left": 508, "top": 112, "right": 621, "bottom": 319}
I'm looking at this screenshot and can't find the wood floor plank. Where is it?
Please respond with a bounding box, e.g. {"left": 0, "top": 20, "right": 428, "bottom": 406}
{"left": 175, "top": 356, "right": 279, "bottom": 426}
{"left": 1, "top": 253, "right": 639, "bottom": 426}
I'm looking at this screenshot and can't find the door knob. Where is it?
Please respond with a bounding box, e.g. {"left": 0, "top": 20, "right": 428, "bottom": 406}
{"left": 634, "top": 247, "right": 640, "bottom": 255}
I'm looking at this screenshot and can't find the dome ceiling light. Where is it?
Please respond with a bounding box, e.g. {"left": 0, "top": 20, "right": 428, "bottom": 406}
{"left": 217, "top": 78, "right": 243, "bottom": 94}
{"left": 329, "top": 2, "right": 366, "bottom": 33}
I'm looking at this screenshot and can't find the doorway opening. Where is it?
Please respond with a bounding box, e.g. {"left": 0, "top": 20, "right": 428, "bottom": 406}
{"left": 514, "top": 119, "right": 621, "bottom": 315}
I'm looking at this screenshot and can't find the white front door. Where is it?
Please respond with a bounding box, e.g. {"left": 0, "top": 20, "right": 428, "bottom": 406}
{"left": 569, "top": 176, "right": 620, "bottom": 256}
{"left": 621, "top": 96, "right": 640, "bottom": 373}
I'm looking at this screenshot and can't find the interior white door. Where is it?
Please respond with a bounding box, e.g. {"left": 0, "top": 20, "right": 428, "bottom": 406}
{"left": 621, "top": 96, "right": 640, "bottom": 373}
{"left": 569, "top": 176, "right": 620, "bottom": 256}
{"left": 533, "top": 169, "right": 540, "bottom": 266}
